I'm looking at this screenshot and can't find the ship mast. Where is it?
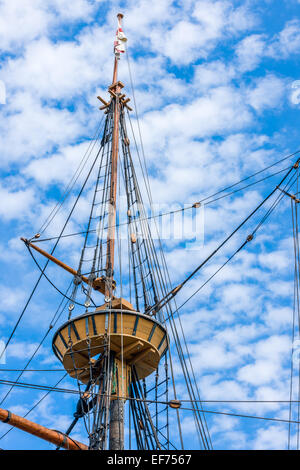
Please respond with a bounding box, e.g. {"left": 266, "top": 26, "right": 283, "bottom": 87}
{"left": 105, "top": 13, "right": 124, "bottom": 302}
{"left": 106, "top": 13, "right": 125, "bottom": 450}
{"left": 4, "top": 9, "right": 300, "bottom": 452}
{"left": 10, "top": 12, "right": 211, "bottom": 451}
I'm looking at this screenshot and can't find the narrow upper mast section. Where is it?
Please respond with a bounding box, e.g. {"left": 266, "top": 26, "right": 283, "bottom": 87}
{"left": 21, "top": 15, "right": 131, "bottom": 302}
{"left": 105, "top": 13, "right": 128, "bottom": 300}
{"left": 112, "top": 13, "right": 127, "bottom": 83}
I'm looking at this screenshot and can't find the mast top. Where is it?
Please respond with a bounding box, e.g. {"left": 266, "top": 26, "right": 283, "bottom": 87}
{"left": 112, "top": 12, "right": 127, "bottom": 85}
{"left": 114, "top": 13, "right": 127, "bottom": 58}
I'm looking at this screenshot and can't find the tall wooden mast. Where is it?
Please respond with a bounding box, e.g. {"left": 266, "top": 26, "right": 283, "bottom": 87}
{"left": 105, "top": 13, "right": 124, "bottom": 301}
{"left": 4, "top": 10, "right": 214, "bottom": 452}
{"left": 107, "top": 13, "right": 125, "bottom": 451}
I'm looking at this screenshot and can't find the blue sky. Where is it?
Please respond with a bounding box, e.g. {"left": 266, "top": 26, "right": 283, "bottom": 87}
{"left": 1, "top": 0, "right": 300, "bottom": 450}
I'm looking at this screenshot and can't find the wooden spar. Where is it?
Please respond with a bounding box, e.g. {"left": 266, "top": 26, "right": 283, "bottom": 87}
{"left": 20, "top": 237, "right": 115, "bottom": 295}
{"left": 105, "top": 12, "right": 124, "bottom": 299}
{"left": 112, "top": 57, "right": 118, "bottom": 87}
{"left": 107, "top": 13, "right": 126, "bottom": 452}
{"left": 97, "top": 95, "right": 109, "bottom": 107}
{"left": 0, "top": 408, "right": 88, "bottom": 450}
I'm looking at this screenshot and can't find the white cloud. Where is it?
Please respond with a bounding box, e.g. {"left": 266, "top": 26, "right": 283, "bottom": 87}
{"left": 252, "top": 425, "right": 287, "bottom": 450}
{"left": 269, "top": 19, "right": 300, "bottom": 58}
{"left": 189, "top": 341, "right": 242, "bottom": 371}
{"left": 258, "top": 249, "right": 290, "bottom": 271}
{"left": 24, "top": 141, "right": 98, "bottom": 187}
{"left": 140, "top": 86, "right": 252, "bottom": 154}
{"left": 148, "top": 0, "right": 255, "bottom": 64}
{"left": 238, "top": 359, "right": 280, "bottom": 385}
{"left": 7, "top": 341, "right": 46, "bottom": 360}
{"left": 264, "top": 305, "right": 293, "bottom": 329}
{"left": 237, "top": 335, "right": 290, "bottom": 385}
{"left": 123, "top": 0, "right": 175, "bottom": 37}
{"left": 0, "top": 0, "right": 96, "bottom": 52}
{"left": 0, "top": 1, "right": 50, "bottom": 52}
{"left": 235, "top": 34, "right": 266, "bottom": 72}
{"left": 0, "top": 285, "right": 27, "bottom": 312}
{"left": 3, "top": 30, "right": 112, "bottom": 101}
{"left": 246, "top": 75, "right": 286, "bottom": 112}
{"left": 49, "top": 0, "right": 95, "bottom": 21}
{"left": 0, "top": 92, "right": 85, "bottom": 164}
{"left": 235, "top": 20, "right": 300, "bottom": 72}
{"left": 221, "top": 283, "right": 259, "bottom": 314}
{"left": 193, "top": 61, "right": 236, "bottom": 91}
{"left": 0, "top": 182, "right": 35, "bottom": 221}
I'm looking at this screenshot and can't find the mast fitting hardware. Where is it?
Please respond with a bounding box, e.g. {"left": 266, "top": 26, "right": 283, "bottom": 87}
{"left": 277, "top": 187, "right": 300, "bottom": 203}
{"left": 3, "top": 410, "right": 11, "bottom": 423}
{"left": 169, "top": 400, "right": 181, "bottom": 409}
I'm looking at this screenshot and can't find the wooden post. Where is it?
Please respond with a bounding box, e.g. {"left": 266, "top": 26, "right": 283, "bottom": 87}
{"left": 0, "top": 408, "right": 88, "bottom": 450}
{"left": 109, "top": 397, "right": 125, "bottom": 450}
{"left": 108, "top": 353, "right": 125, "bottom": 450}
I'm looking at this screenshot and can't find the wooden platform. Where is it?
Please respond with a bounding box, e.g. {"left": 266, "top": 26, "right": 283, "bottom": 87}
{"left": 52, "top": 308, "right": 168, "bottom": 397}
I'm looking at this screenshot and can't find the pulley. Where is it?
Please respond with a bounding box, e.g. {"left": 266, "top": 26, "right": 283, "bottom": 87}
{"left": 168, "top": 399, "right": 181, "bottom": 409}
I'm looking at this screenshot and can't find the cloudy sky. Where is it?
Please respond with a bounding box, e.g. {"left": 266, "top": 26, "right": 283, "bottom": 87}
{"left": 1, "top": 0, "right": 300, "bottom": 450}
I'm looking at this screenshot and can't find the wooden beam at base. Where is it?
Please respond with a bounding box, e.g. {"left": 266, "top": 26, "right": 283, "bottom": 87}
{"left": 96, "top": 298, "right": 135, "bottom": 311}
{"left": 129, "top": 347, "right": 155, "bottom": 366}
{"left": 116, "top": 340, "right": 143, "bottom": 359}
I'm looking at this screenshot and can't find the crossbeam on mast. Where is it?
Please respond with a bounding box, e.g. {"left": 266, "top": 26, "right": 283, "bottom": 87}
{"left": 20, "top": 237, "right": 116, "bottom": 295}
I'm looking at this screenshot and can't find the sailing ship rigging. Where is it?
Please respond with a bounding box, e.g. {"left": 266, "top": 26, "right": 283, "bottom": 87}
{"left": 1, "top": 13, "right": 300, "bottom": 450}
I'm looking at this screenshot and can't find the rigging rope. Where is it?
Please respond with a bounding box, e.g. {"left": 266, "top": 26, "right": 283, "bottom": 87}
{"left": 125, "top": 49, "right": 213, "bottom": 449}
{"left": 147, "top": 159, "right": 300, "bottom": 316}
{"left": 7, "top": 46, "right": 300, "bottom": 450}
{"left": 288, "top": 175, "right": 300, "bottom": 449}
{"left": 30, "top": 161, "right": 297, "bottom": 245}
{"left": 0, "top": 282, "right": 71, "bottom": 408}
{"left": 37, "top": 116, "right": 105, "bottom": 235}
{"left": 164, "top": 169, "right": 299, "bottom": 323}
{"left": 0, "top": 144, "right": 104, "bottom": 365}
{"left": 0, "top": 374, "right": 68, "bottom": 442}
{"left": 1, "top": 377, "right": 300, "bottom": 426}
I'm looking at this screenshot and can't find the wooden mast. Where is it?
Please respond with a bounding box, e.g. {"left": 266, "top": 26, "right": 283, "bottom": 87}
{"left": 107, "top": 13, "right": 125, "bottom": 451}
{"left": 17, "top": 13, "right": 129, "bottom": 451}
{"left": 105, "top": 13, "right": 124, "bottom": 300}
